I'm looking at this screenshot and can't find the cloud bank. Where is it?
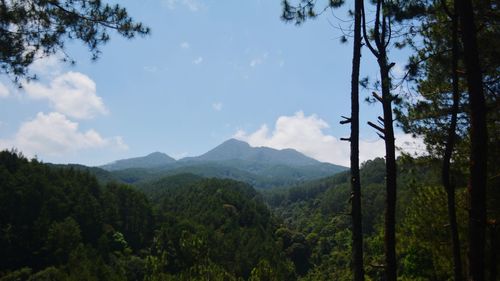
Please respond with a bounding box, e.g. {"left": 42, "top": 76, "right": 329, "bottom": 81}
{"left": 0, "top": 54, "right": 127, "bottom": 162}
{"left": 23, "top": 71, "right": 108, "bottom": 119}
{"left": 0, "top": 112, "right": 127, "bottom": 158}
{"left": 234, "top": 111, "right": 425, "bottom": 166}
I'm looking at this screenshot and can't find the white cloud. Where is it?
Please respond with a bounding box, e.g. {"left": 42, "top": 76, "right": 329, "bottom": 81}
{"left": 250, "top": 52, "right": 269, "bottom": 68}
{"left": 0, "top": 82, "right": 10, "bottom": 98}
{"left": 193, "top": 56, "right": 203, "bottom": 65}
{"left": 164, "top": 0, "right": 202, "bottom": 11}
{"left": 212, "top": 102, "right": 223, "bottom": 111}
{"left": 394, "top": 133, "right": 427, "bottom": 156}
{"left": 28, "top": 53, "right": 64, "bottom": 77}
{"left": 171, "top": 151, "right": 189, "bottom": 160}
{"left": 233, "top": 111, "right": 425, "bottom": 166}
{"left": 180, "top": 42, "right": 190, "bottom": 49}
{"left": 0, "top": 112, "right": 127, "bottom": 158}
{"left": 23, "top": 71, "right": 108, "bottom": 119}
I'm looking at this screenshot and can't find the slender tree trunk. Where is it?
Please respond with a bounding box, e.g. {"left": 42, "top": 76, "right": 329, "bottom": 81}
{"left": 378, "top": 55, "right": 397, "bottom": 281}
{"left": 456, "top": 0, "right": 488, "bottom": 280}
{"left": 442, "top": 4, "right": 463, "bottom": 280}
{"left": 361, "top": 0, "right": 397, "bottom": 279}
{"left": 350, "top": 0, "right": 364, "bottom": 280}
{"left": 489, "top": 224, "right": 497, "bottom": 281}
{"left": 446, "top": 184, "right": 463, "bottom": 281}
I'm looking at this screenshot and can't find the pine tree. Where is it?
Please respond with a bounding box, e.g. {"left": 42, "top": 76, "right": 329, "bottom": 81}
{"left": 281, "top": 1, "right": 365, "bottom": 279}
{"left": 0, "top": 0, "right": 149, "bottom": 83}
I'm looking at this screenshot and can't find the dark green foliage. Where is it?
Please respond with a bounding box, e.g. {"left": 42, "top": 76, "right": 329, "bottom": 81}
{"left": 393, "top": 2, "right": 499, "bottom": 279}
{"left": 0, "top": 267, "right": 32, "bottom": 281}
{"left": 28, "top": 266, "right": 68, "bottom": 281}
{"left": 153, "top": 178, "right": 293, "bottom": 279}
{"left": 2, "top": 149, "right": 497, "bottom": 280}
{"left": 45, "top": 217, "right": 82, "bottom": 265}
{"left": 48, "top": 163, "right": 121, "bottom": 185}
{"left": 101, "top": 183, "right": 153, "bottom": 251}
{"left": 136, "top": 173, "right": 204, "bottom": 203}
{"left": 281, "top": 0, "right": 344, "bottom": 25}
{"left": 0, "top": 150, "right": 297, "bottom": 280}
{"left": 0, "top": 150, "right": 152, "bottom": 277}
{"left": 263, "top": 156, "right": 480, "bottom": 280}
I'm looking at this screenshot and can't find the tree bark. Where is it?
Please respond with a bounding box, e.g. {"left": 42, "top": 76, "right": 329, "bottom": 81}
{"left": 442, "top": 3, "right": 463, "bottom": 280}
{"left": 361, "top": 0, "right": 397, "bottom": 279}
{"left": 379, "top": 55, "right": 397, "bottom": 281}
{"left": 350, "top": 0, "right": 364, "bottom": 280}
{"left": 489, "top": 224, "right": 497, "bottom": 281}
{"left": 456, "top": 0, "right": 488, "bottom": 280}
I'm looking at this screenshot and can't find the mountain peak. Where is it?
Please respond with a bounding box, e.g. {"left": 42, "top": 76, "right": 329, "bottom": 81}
{"left": 99, "top": 139, "right": 347, "bottom": 187}
{"left": 220, "top": 138, "right": 251, "bottom": 147}
{"left": 182, "top": 138, "right": 321, "bottom": 166}
{"left": 146, "top": 151, "right": 170, "bottom": 158}
{"left": 100, "top": 151, "right": 176, "bottom": 171}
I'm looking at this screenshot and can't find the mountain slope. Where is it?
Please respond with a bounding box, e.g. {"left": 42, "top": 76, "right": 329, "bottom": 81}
{"left": 100, "top": 152, "right": 176, "bottom": 171}
{"left": 181, "top": 138, "right": 321, "bottom": 166}
{"left": 99, "top": 139, "right": 347, "bottom": 188}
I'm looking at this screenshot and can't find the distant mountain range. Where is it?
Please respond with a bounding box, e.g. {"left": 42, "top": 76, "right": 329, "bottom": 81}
{"left": 180, "top": 139, "right": 320, "bottom": 166}
{"left": 97, "top": 139, "right": 347, "bottom": 189}
{"left": 100, "top": 151, "right": 176, "bottom": 171}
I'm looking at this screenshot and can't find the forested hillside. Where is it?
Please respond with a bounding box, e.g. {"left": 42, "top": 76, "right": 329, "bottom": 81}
{"left": 2, "top": 149, "right": 497, "bottom": 280}
{"left": 263, "top": 157, "right": 499, "bottom": 280}
{"left": 0, "top": 151, "right": 296, "bottom": 280}
{"left": 0, "top": 0, "right": 498, "bottom": 280}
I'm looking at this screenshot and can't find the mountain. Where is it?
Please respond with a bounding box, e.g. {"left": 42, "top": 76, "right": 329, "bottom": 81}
{"left": 100, "top": 151, "right": 176, "bottom": 171}
{"left": 99, "top": 139, "right": 347, "bottom": 188}
{"left": 180, "top": 138, "right": 320, "bottom": 166}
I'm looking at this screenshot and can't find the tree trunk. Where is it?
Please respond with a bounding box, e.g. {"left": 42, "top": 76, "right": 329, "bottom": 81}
{"left": 361, "top": 1, "right": 397, "bottom": 279}
{"left": 378, "top": 54, "right": 397, "bottom": 281}
{"left": 442, "top": 4, "right": 463, "bottom": 280}
{"left": 456, "top": 0, "right": 488, "bottom": 280}
{"left": 350, "top": 0, "right": 364, "bottom": 280}
{"left": 489, "top": 224, "right": 497, "bottom": 281}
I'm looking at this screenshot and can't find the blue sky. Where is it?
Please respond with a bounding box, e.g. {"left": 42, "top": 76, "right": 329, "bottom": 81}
{"left": 0, "top": 0, "right": 424, "bottom": 166}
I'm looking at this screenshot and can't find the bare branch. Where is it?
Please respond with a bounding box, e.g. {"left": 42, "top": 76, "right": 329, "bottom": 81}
{"left": 372, "top": 92, "right": 383, "bottom": 103}
{"left": 340, "top": 115, "right": 352, "bottom": 124}
{"left": 368, "top": 121, "right": 386, "bottom": 133}
{"left": 361, "top": 0, "right": 379, "bottom": 57}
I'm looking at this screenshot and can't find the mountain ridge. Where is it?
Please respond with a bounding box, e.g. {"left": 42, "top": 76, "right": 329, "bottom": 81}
{"left": 100, "top": 151, "right": 176, "bottom": 171}
{"left": 98, "top": 139, "right": 347, "bottom": 188}
{"left": 179, "top": 138, "right": 324, "bottom": 167}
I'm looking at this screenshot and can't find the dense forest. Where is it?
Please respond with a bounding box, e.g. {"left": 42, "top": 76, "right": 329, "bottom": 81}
{"left": 0, "top": 0, "right": 499, "bottom": 280}
{"left": 0, "top": 150, "right": 294, "bottom": 280}
{"left": 1, "top": 150, "right": 498, "bottom": 280}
